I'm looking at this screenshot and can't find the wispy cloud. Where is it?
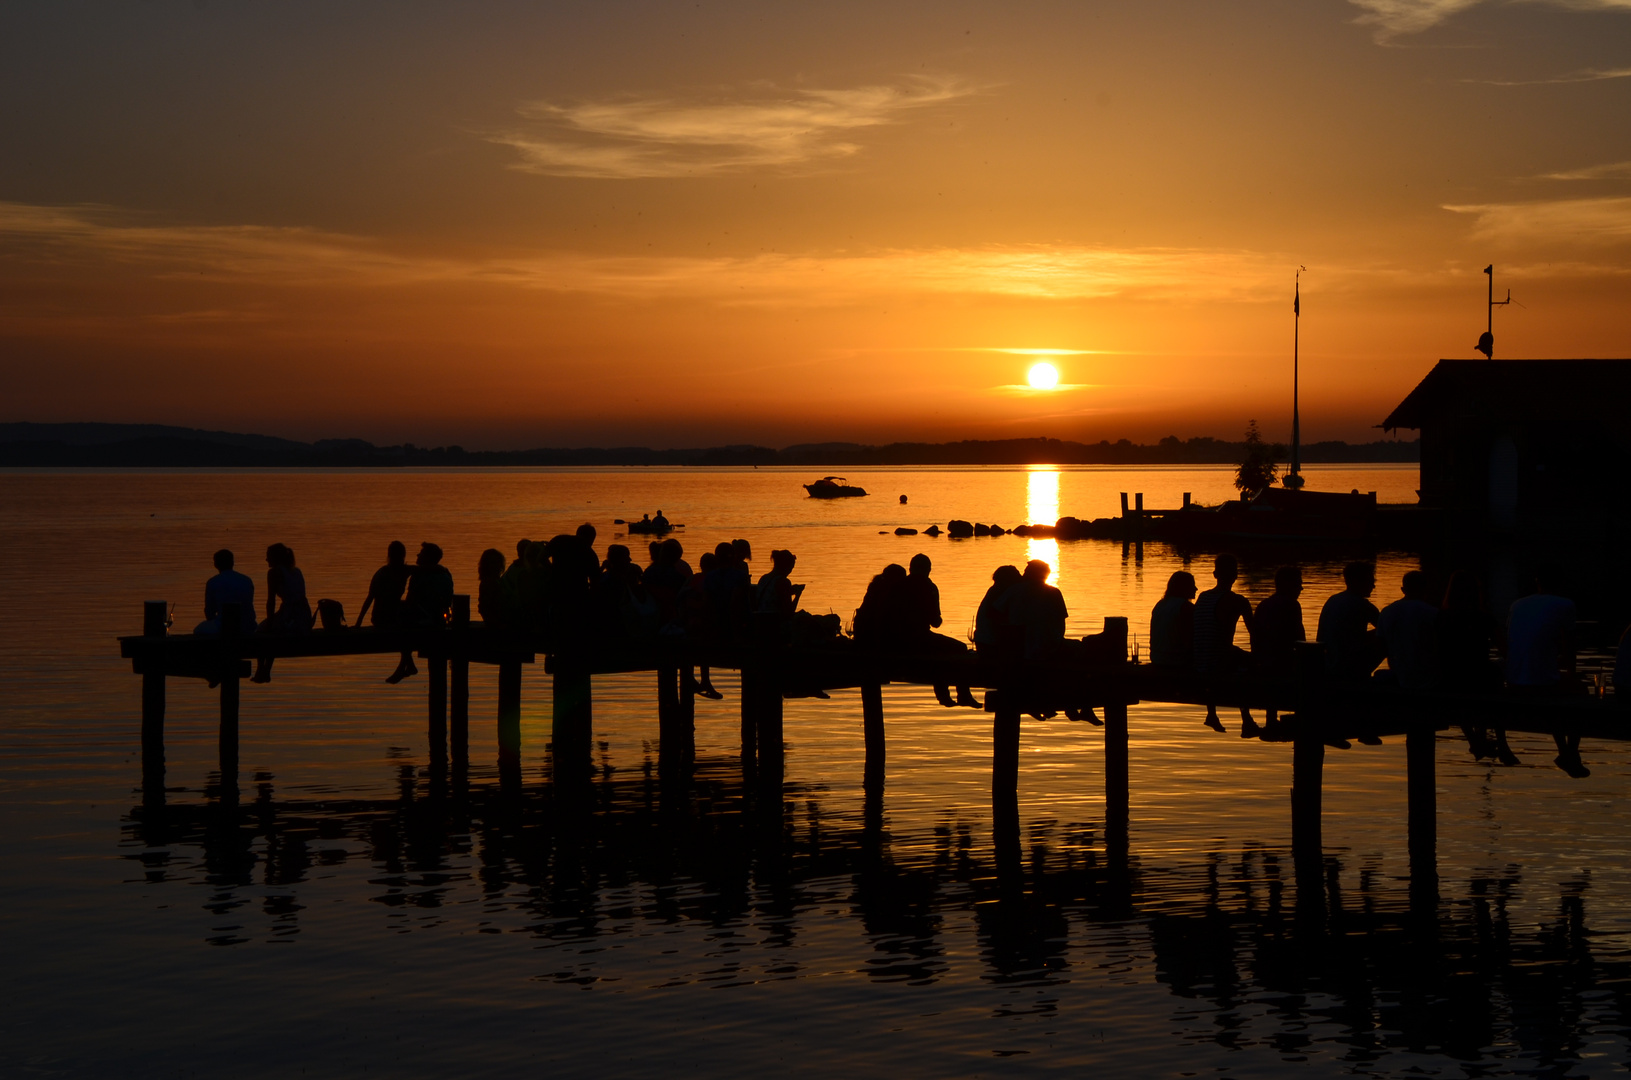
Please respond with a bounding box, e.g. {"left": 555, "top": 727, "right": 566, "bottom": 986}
{"left": 1445, "top": 197, "right": 1631, "bottom": 243}
{"left": 487, "top": 77, "right": 972, "bottom": 180}
{"left": 1475, "top": 65, "right": 1631, "bottom": 84}
{"left": 1538, "top": 160, "right": 1631, "bottom": 180}
{"left": 1350, "top": 0, "right": 1631, "bottom": 40}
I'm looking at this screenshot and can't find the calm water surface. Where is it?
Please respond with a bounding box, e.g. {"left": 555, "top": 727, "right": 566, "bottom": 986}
{"left": 4, "top": 465, "right": 1631, "bottom": 1078}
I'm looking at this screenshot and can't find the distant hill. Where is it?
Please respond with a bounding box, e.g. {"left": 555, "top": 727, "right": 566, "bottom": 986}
{"left": 0, "top": 423, "right": 1419, "bottom": 468}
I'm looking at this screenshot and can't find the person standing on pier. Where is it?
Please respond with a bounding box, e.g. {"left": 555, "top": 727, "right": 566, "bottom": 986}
{"left": 1250, "top": 566, "right": 1305, "bottom": 738}
{"left": 355, "top": 541, "right": 411, "bottom": 628}
{"left": 1506, "top": 570, "right": 1586, "bottom": 777}
{"left": 196, "top": 548, "right": 257, "bottom": 636}
{"left": 1193, "top": 554, "right": 1257, "bottom": 736}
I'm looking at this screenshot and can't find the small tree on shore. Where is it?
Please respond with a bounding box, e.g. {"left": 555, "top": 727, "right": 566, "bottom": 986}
{"left": 1234, "top": 420, "right": 1284, "bottom": 495}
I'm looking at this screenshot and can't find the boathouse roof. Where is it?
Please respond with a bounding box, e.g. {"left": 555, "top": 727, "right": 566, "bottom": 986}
{"left": 1380, "top": 359, "right": 1631, "bottom": 432}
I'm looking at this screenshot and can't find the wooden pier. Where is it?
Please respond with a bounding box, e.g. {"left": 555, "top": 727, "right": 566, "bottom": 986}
{"left": 121, "top": 597, "right": 1630, "bottom": 884}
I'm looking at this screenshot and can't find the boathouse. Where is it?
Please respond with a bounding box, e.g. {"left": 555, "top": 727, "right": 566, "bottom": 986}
{"left": 1380, "top": 359, "right": 1631, "bottom": 532}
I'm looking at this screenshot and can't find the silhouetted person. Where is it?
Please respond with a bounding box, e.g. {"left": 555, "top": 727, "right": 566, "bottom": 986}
{"left": 1007, "top": 559, "right": 1069, "bottom": 661}
{"left": 1438, "top": 570, "right": 1515, "bottom": 764}
{"left": 196, "top": 548, "right": 256, "bottom": 636}
{"left": 1615, "top": 623, "right": 1631, "bottom": 707}
{"left": 1318, "top": 562, "right": 1383, "bottom": 682}
{"left": 755, "top": 548, "right": 803, "bottom": 620}
{"left": 904, "top": 553, "right": 977, "bottom": 708}
{"left": 686, "top": 550, "right": 723, "bottom": 699}
{"left": 1193, "top": 554, "right": 1256, "bottom": 736}
{"left": 387, "top": 542, "right": 454, "bottom": 683}
{"left": 1377, "top": 570, "right": 1438, "bottom": 691}
{"left": 252, "top": 543, "right": 311, "bottom": 683}
{"left": 356, "top": 540, "right": 411, "bottom": 628}
{"left": 1507, "top": 569, "right": 1584, "bottom": 777}
{"left": 973, "top": 565, "right": 1023, "bottom": 650}
{"left": 652, "top": 509, "right": 670, "bottom": 532}
{"left": 854, "top": 563, "right": 909, "bottom": 648}
{"left": 477, "top": 547, "right": 513, "bottom": 628}
{"left": 1250, "top": 566, "right": 1304, "bottom": 738}
{"left": 593, "top": 544, "right": 635, "bottom": 638}
{"left": 1149, "top": 570, "right": 1197, "bottom": 668}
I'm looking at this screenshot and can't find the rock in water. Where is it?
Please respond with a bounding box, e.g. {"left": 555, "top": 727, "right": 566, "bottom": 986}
{"left": 895, "top": 527, "right": 918, "bottom": 536}
{"left": 947, "top": 519, "right": 974, "bottom": 538}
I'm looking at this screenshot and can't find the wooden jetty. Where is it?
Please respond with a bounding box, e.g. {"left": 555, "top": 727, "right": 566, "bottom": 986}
{"left": 121, "top": 597, "right": 1630, "bottom": 886}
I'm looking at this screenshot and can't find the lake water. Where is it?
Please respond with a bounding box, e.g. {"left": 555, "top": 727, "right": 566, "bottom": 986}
{"left": 4, "top": 465, "right": 1631, "bottom": 1078}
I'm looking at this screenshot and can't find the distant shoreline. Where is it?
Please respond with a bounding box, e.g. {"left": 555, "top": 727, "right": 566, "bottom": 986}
{"left": 0, "top": 422, "right": 1418, "bottom": 469}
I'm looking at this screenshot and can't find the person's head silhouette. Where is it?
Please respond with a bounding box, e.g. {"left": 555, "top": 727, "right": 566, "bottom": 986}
{"left": 1275, "top": 565, "right": 1302, "bottom": 596}
{"left": 1343, "top": 561, "right": 1375, "bottom": 597}
{"left": 387, "top": 540, "right": 406, "bottom": 565}
{"left": 418, "top": 542, "right": 443, "bottom": 567}
{"left": 1023, "top": 559, "right": 1050, "bottom": 584}
{"left": 909, "top": 553, "right": 932, "bottom": 576}
{"left": 1213, "top": 554, "right": 1238, "bottom": 587}
{"left": 214, "top": 549, "right": 234, "bottom": 573}
{"left": 1401, "top": 569, "right": 1431, "bottom": 602}
{"left": 1165, "top": 569, "right": 1197, "bottom": 599}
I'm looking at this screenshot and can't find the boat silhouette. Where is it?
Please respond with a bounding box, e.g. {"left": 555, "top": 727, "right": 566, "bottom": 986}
{"left": 803, "top": 476, "right": 868, "bottom": 499}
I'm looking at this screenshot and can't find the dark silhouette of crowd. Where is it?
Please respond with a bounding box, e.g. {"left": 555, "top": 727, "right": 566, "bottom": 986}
{"left": 1148, "top": 555, "right": 1595, "bottom": 777}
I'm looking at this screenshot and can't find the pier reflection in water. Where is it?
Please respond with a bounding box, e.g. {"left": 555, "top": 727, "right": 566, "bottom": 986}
{"left": 122, "top": 745, "right": 1631, "bottom": 1074}
{"left": 9, "top": 465, "right": 1631, "bottom": 1077}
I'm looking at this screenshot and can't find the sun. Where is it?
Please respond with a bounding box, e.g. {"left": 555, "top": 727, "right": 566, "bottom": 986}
{"left": 1027, "top": 362, "right": 1060, "bottom": 390}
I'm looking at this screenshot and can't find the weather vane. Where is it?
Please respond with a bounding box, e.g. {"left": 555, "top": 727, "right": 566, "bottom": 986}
{"left": 1475, "top": 264, "right": 1512, "bottom": 359}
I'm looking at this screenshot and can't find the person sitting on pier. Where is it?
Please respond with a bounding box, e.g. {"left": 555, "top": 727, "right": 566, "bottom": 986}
{"left": 1193, "top": 554, "right": 1257, "bottom": 737}
{"left": 355, "top": 540, "right": 412, "bottom": 629}
{"left": 754, "top": 548, "right": 802, "bottom": 620}
{"left": 592, "top": 544, "right": 636, "bottom": 638}
{"left": 643, "top": 538, "right": 692, "bottom": 623}
{"left": 1317, "top": 562, "right": 1383, "bottom": 682}
{"left": 385, "top": 542, "right": 455, "bottom": 684}
{"left": 1008, "top": 559, "right": 1070, "bottom": 662}
{"left": 251, "top": 543, "right": 311, "bottom": 683}
{"left": 1437, "top": 570, "right": 1517, "bottom": 765}
{"left": 1507, "top": 569, "right": 1586, "bottom": 778}
{"left": 195, "top": 548, "right": 257, "bottom": 636}
{"left": 973, "top": 564, "right": 1023, "bottom": 651}
{"left": 1149, "top": 570, "right": 1197, "bottom": 669}
{"left": 477, "top": 547, "right": 514, "bottom": 628}
{"left": 1377, "top": 570, "right": 1438, "bottom": 691}
{"left": 904, "top": 553, "right": 978, "bottom": 708}
{"left": 854, "top": 563, "right": 910, "bottom": 648}
{"left": 1249, "top": 566, "right": 1304, "bottom": 739}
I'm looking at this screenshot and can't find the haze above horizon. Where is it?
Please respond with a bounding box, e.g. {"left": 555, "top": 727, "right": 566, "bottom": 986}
{"left": 3, "top": 0, "right": 1629, "bottom": 449}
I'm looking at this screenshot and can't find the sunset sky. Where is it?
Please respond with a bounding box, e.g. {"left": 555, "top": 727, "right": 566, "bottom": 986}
{"left": 3, "top": 0, "right": 1629, "bottom": 449}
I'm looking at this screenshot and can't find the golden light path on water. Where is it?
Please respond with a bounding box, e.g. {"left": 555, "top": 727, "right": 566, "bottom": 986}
{"left": 1026, "top": 465, "right": 1060, "bottom": 585}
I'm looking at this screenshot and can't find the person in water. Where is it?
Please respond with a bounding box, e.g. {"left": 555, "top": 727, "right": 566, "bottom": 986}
{"left": 652, "top": 509, "right": 670, "bottom": 532}
{"left": 1192, "top": 554, "right": 1256, "bottom": 736}
{"left": 356, "top": 541, "right": 411, "bottom": 628}
{"left": 196, "top": 548, "right": 257, "bottom": 636}
{"left": 252, "top": 543, "right": 311, "bottom": 683}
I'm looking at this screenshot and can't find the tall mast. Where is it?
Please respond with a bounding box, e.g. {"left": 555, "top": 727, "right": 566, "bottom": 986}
{"left": 1286, "top": 267, "right": 1305, "bottom": 490}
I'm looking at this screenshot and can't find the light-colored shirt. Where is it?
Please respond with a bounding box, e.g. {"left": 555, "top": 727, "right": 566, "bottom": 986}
{"left": 1507, "top": 593, "right": 1576, "bottom": 687}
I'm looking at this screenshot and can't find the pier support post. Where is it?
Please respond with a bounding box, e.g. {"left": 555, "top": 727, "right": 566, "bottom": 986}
{"left": 1291, "top": 721, "right": 1324, "bottom": 870}
{"left": 862, "top": 681, "right": 884, "bottom": 791}
{"left": 552, "top": 662, "right": 593, "bottom": 780}
{"left": 426, "top": 652, "right": 448, "bottom": 763}
{"left": 992, "top": 695, "right": 1021, "bottom": 798}
{"left": 740, "top": 667, "right": 759, "bottom": 767}
{"left": 218, "top": 602, "right": 242, "bottom": 786}
{"left": 497, "top": 657, "right": 522, "bottom": 753}
{"left": 450, "top": 596, "right": 469, "bottom": 769}
{"left": 1104, "top": 698, "right": 1129, "bottom": 834}
{"left": 758, "top": 664, "right": 784, "bottom": 768}
{"left": 1407, "top": 722, "right": 1438, "bottom": 887}
{"left": 141, "top": 601, "right": 167, "bottom": 779}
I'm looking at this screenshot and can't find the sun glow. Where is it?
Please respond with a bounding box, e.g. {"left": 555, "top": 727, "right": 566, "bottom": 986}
{"left": 1026, "top": 362, "right": 1059, "bottom": 390}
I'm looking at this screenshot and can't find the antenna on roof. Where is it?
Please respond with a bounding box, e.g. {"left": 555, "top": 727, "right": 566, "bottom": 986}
{"left": 1475, "top": 264, "right": 1512, "bottom": 358}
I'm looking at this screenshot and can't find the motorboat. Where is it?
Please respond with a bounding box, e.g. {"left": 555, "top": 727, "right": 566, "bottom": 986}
{"left": 803, "top": 476, "right": 868, "bottom": 499}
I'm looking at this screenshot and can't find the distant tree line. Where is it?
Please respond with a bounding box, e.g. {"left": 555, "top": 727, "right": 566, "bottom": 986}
{"left": 0, "top": 422, "right": 1419, "bottom": 468}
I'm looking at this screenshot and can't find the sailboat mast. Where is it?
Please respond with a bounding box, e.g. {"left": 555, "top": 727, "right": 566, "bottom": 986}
{"left": 1287, "top": 268, "right": 1304, "bottom": 490}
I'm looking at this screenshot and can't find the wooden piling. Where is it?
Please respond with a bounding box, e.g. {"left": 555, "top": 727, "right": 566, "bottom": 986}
{"left": 1407, "top": 722, "right": 1437, "bottom": 881}
{"left": 758, "top": 665, "right": 784, "bottom": 765}
{"left": 1104, "top": 699, "right": 1129, "bottom": 828}
{"left": 497, "top": 658, "right": 522, "bottom": 760}
{"left": 218, "top": 602, "right": 242, "bottom": 779}
{"left": 992, "top": 695, "right": 1021, "bottom": 797}
{"left": 450, "top": 596, "right": 470, "bottom": 767}
{"left": 427, "top": 652, "right": 448, "bottom": 762}
{"left": 1291, "top": 723, "right": 1324, "bottom": 866}
{"left": 861, "top": 681, "right": 884, "bottom": 790}
{"left": 141, "top": 601, "right": 167, "bottom": 764}
{"left": 739, "top": 667, "right": 759, "bottom": 764}
{"left": 552, "top": 662, "right": 593, "bottom": 776}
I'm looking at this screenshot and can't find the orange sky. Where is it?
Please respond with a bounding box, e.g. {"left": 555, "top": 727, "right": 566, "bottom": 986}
{"left": 3, "top": 0, "right": 1630, "bottom": 448}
